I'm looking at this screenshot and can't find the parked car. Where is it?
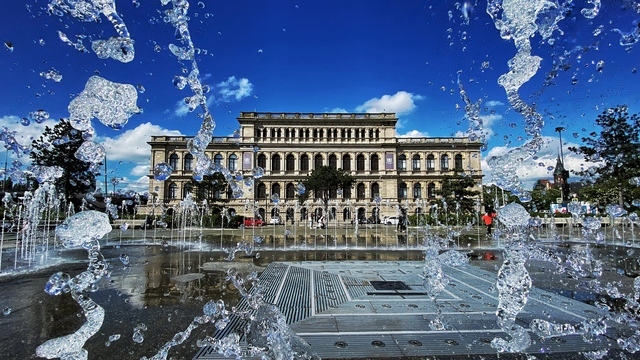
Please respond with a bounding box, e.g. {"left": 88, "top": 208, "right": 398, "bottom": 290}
{"left": 243, "top": 217, "right": 264, "bottom": 227}
{"left": 384, "top": 216, "right": 400, "bottom": 225}
{"left": 269, "top": 216, "right": 282, "bottom": 225}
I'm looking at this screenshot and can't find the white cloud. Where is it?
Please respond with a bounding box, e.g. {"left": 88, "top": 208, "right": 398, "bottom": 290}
{"left": 398, "top": 129, "right": 430, "bottom": 137}
{"left": 355, "top": 91, "right": 423, "bottom": 115}
{"left": 481, "top": 136, "right": 587, "bottom": 190}
{"left": 0, "top": 115, "right": 59, "bottom": 161}
{"left": 485, "top": 100, "right": 505, "bottom": 107}
{"left": 329, "top": 107, "right": 348, "bottom": 113}
{"left": 173, "top": 94, "right": 215, "bottom": 117}
{"left": 100, "top": 122, "right": 183, "bottom": 163}
{"left": 217, "top": 76, "right": 253, "bottom": 102}
{"left": 120, "top": 175, "right": 151, "bottom": 193}
{"left": 131, "top": 164, "right": 150, "bottom": 177}
{"left": 455, "top": 113, "right": 501, "bottom": 140}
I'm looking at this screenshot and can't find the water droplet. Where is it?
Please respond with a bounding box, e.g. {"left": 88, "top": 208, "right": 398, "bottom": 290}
{"left": 153, "top": 163, "right": 173, "bottom": 181}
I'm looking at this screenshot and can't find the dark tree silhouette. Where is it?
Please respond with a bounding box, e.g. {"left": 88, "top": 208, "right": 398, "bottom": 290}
{"left": 30, "top": 119, "right": 97, "bottom": 201}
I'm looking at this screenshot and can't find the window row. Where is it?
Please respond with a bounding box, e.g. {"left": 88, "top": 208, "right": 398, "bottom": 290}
{"left": 167, "top": 152, "right": 468, "bottom": 173}
{"left": 166, "top": 181, "right": 448, "bottom": 201}
{"left": 255, "top": 182, "right": 444, "bottom": 200}
{"left": 256, "top": 127, "right": 381, "bottom": 140}
{"left": 258, "top": 153, "right": 466, "bottom": 172}
{"left": 168, "top": 153, "right": 239, "bottom": 172}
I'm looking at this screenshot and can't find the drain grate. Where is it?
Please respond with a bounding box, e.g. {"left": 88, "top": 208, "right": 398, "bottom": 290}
{"left": 370, "top": 280, "right": 411, "bottom": 291}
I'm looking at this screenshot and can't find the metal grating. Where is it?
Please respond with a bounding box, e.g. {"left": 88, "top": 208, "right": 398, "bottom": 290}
{"left": 370, "top": 280, "right": 411, "bottom": 291}
{"left": 315, "top": 271, "right": 349, "bottom": 313}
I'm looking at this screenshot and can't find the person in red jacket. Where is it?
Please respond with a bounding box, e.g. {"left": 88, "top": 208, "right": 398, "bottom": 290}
{"left": 482, "top": 210, "right": 497, "bottom": 235}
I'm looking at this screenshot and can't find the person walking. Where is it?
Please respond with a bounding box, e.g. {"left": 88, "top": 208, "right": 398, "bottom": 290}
{"left": 482, "top": 210, "right": 496, "bottom": 235}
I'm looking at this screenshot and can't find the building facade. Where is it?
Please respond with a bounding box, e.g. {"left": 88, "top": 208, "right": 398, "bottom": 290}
{"left": 148, "top": 112, "right": 483, "bottom": 222}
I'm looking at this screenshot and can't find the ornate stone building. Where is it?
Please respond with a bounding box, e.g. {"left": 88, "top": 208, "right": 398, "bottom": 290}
{"left": 148, "top": 112, "right": 483, "bottom": 223}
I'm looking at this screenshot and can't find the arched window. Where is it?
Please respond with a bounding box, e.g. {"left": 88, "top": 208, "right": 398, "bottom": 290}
{"left": 329, "top": 154, "right": 337, "bottom": 169}
{"left": 300, "top": 154, "right": 309, "bottom": 171}
{"left": 426, "top": 154, "right": 435, "bottom": 171}
{"left": 271, "top": 183, "right": 281, "bottom": 198}
{"left": 441, "top": 154, "right": 449, "bottom": 171}
{"left": 228, "top": 154, "right": 238, "bottom": 171}
{"left": 455, "top": 154, "right": 463, "bottom": 170}
{"left": 428, "top": 183, "right": 436, "bottom": 198}
{"left": 398, "top": 154, "right": 407, "bottom": 171}
{"left": 272, "top": 154, "right": 281, "bottom": 171}
{"left": 356, "top": 183, "right": 365, "bottom": 199}
{"left": 214, "top": 154, "right": 223, "bottom": 166}
{"left": 257, "top": 154, "right": 266, "bottom": 168}
{"left": 169, "top": 183, "right": 177, "bottom": 199}
{"left": 257, "top": 183, "right": 267, "bottom": 199}
{"left": 342, "top": 154, "right": 351, "bottom": 171}
{"left": 184, "top": 154, "right": 193, "bottom": 171}
{"left": 314, "top": 154, "right": 323, "bottom": 168}
{"left": 413, "top": 183, "right": 422, "bottom": 198}
{"left": 286, "top": 183, "right": 295, "bottom": 199}
{"left": 398, "top": 182, "right": 407, "bottom": 199}
{"left": 343, "top": 208, "right": 351, "bottom": 221}
{"left": 356, "top": 154, "right": 365, "bottom": 172}
{"left": 412, "top": 154, "right": 420, "bottom": 171}
{"left": 169, "top": 153, "right": 179, "bottom": 170}
{"left": 286, "top": 154, "right": 295, "bottom": 172}
{"left": 371, "top": 183, "right": 380, "bottom": 199}
{"left": 343, "top": 186, "right": 351, "bottom": 199}
{"left": 183, "top": 183, "right": 192, "bottom": 198}
{"left": 370, "top": 154, "right": 379, "bottom": 172}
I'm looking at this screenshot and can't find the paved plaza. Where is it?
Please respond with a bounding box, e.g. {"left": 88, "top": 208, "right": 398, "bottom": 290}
{"left": 194, "top": 260, "right": 613, "bottom": 359}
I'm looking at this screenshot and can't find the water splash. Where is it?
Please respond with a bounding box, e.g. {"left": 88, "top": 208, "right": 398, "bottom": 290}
{"left": 36, "top": 211, "right": 111, "bottom": 360}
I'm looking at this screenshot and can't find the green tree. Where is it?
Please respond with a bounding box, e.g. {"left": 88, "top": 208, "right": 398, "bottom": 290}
{"left": 568, "top": 105, "right": 640, "bottom": 206}
{"left": 577, "top": 178, "right": 640, "bottom": 212}
{"left": 530, "top": 187, "right": 561, "bottom": 213}
{"left": 302, "top": 165, "right": 354, "bottom": 214}
{"left": 185, "top": 173, "right": 229, "bottom": 204}
{"left": 437, "top": 172, "right": 481, "bottom": 222}
{"left": 30, "top": 119, "right": 96, "bottom": 201}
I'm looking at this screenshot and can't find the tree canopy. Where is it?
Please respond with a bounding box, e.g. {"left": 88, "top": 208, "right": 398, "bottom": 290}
{"left": 185, "top": 173, "right": 229, "bottom": 205}
{"left": 568, "top": 105, "right": 640, "bottom": 206}
{"left": 437, "top": 172, "right": 481, "bottom": 215}
{"left": 29, "top": 119, "right": 96, "bottom": 201}
{"left": 301, "top": 166, "right": 354, "bottom": 208}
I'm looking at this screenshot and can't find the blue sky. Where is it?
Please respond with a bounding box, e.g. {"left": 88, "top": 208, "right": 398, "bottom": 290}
{"left": 1, "top": 1, "right": 639, "bottom": 193}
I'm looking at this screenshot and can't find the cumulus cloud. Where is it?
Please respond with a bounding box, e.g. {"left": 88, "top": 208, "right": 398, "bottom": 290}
{"left": 0, "top": 115, "right": 59, "bottom": 160}
{"left": 355, "top": 91, "right": 423, "bottom": 115}
{"left": 481, "top": 136, "right": 587, "bottom": 190}
{"left": 455, "top": 113, "right": 502, "bottom": 140}
{"left": 131, "top": 164, "right": 150, "bottom": 177}
{"left": 485, "top": 100, "right": 505, "bottom": 107}
{"left": 173, "top": 94, "right": 215, "bottom": 117}
{"left": 398, "top": 129, "right": 430, "bottom": 137}
{"left": 217, "top": 76, "right": 253, "bottom": 102}
{"left": 329, "top": 107, "right": 348, "bottom": 113}
{"left": 100, "top": 122, "right": 183, "bottom": 163}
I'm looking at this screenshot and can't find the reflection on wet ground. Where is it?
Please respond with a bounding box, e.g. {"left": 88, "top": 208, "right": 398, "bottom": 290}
{"left": 0, "top": 241, "right": 637, "bottom": 359}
